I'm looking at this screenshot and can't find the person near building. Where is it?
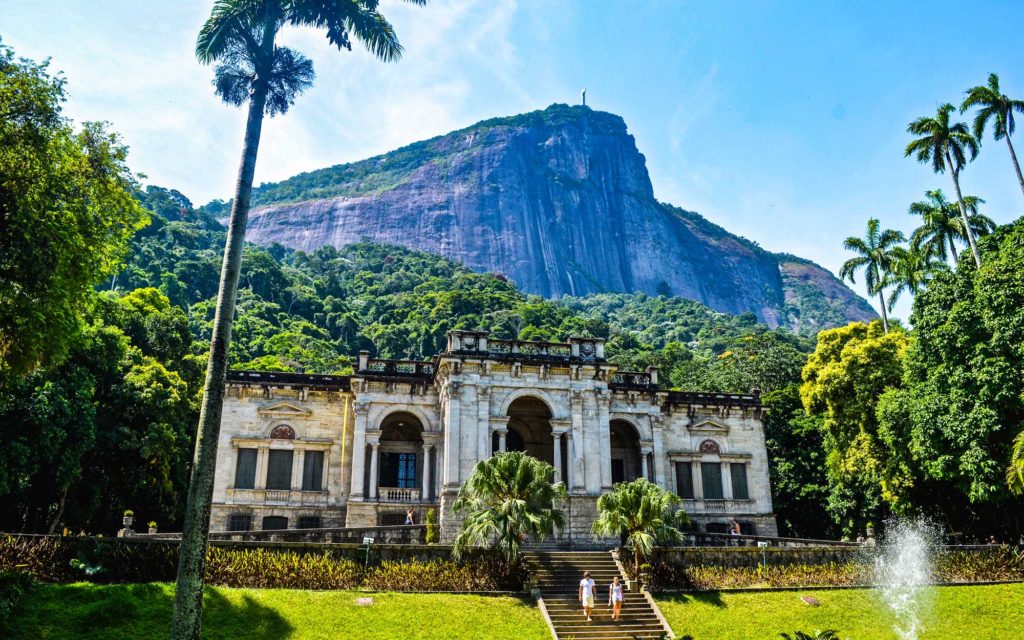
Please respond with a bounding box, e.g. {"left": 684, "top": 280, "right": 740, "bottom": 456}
{"left": 578, "top": 571, "right": 596, "bottom": 622}
{"left": 608, "top": 576, "right": 624, "bottom": 622}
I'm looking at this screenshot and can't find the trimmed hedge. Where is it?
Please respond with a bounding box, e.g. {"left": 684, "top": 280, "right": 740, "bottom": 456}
{"left": 0, "top": 534, "right": 525, "bottom": 592}
{"left": 645, "top": 546, "right": 1024, "bottom": 591}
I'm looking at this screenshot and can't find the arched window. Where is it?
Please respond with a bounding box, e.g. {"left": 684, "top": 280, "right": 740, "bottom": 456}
{"left": 270, "top": 424, "right": 296, "bottom": 440}
{"left": 699, "top": 439, "right": 720, "bottom": 455}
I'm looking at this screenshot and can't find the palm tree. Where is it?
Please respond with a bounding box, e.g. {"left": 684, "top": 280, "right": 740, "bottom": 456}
{"left": 172, "top": 2, "right": 424, "bottom": 638}
{"left": 1008, "top": 429, "right": 1024, "bottom": 496}
{"left": 839, "top": 218, "right": 905, "bottom": 332}
{"left": 883, "top": 244, "right": 946, "bottom": 312}
{"left": 590, "top": 478, "right": 688, "bottom": 575}
{"left": 908, "top": 190, "right": 995, "bottom": 268}
{"left": 452, "top": 451, "right": 567, "bottom": 565}
{"left": 961, "top": 73, "right": 1024, "bottom": 198}
{"left": 905, "top": 104, "right": 982, "bottom": 266}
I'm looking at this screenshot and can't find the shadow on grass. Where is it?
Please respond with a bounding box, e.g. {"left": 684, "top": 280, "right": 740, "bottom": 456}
{"left": 660, "top": 590, "right": 727, "bottom": 608}
{"left": 7, "top": 581, "right": 294, "bottom": 640}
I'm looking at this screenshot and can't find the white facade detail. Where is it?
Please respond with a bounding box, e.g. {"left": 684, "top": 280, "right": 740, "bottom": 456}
{"left": 211, "top": 331, "right": 777, "bottom": 539}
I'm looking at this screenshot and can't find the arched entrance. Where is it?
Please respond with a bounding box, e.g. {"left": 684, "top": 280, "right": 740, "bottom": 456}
{"left": 374, "top": 412, "right": 424, "bottom": 501}
{"left": 609, "top": 420, "right": 642, "bottom": 485}
{"left": 505, "top": 396, "right": 554, "bottom": 465}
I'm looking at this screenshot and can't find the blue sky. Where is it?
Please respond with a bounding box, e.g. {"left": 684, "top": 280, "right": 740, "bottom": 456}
{"left": 4, "top": 0, "right": 1024, "bottom": 321}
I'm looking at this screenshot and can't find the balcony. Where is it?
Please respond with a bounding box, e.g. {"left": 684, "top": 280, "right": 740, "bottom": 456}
{"left": 683, "top": 498, "right": 756, "bottom": 514}
{"left": 228, "top": 488, "right": 329, "bottom": 506}
{"left": 377, "top": 487, "right": 421, "bottom": 502}
{"left": 360, "top": 359, "right": 435, "bottom": 379}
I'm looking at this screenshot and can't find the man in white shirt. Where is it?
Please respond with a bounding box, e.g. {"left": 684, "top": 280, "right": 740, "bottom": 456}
{"left": 578, "top": 571, "right": 596, "bottom": 622}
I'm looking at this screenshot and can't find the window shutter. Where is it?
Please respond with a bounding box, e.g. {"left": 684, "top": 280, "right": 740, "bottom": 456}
{"left": 266, "top": 450, "right": 293, "bottom": 490}
{"left": 730, "top": 463, "right": 750, "bottom": 500}
{"left": 234, "top": 449, "right": 257, "bottom": 489}
{"left": 302, "top": 451, "right": 324, "bottom": 491}
{"left": 675, "top": 461, "right": 694, "bottom": 499}
{"left": 701, "top": 462, "right": 724, "bottom": 500}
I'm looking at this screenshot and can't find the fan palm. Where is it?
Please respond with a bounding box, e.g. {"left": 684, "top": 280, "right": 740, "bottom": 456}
{"left": 839, "top": 218, "right": 905, "bottom": 332}
{"left": 1009, "top": 429, "right": 1024, "bottom": 496}
{"left": 172, "top": 2, "right": 424, "bottom": 638}
{"left": 908, "top": 190, "right": 995, "bottom": 267}
{"left": 961, "top": 73, "right": 1024, "bottom": 198}
{"left": 452, "top": 451, "right": 567, "bottom": 565}
{"left": 591, "top": 478, "right": 689, "bottom": 575}
{"left": 883, "top": 244, "right": 947, "bottom": 312}
{"left": 905, "top": 104, "right": 982, "bottom": 267}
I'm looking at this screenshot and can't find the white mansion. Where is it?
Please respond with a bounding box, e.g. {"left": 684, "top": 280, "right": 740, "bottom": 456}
{"left": 211, "top": 331, "right": 777, "bottom": 541}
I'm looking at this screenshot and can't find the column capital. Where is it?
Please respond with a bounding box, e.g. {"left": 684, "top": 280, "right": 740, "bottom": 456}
{"left": 488, "top": 415, "right": 511, "bottom": 428}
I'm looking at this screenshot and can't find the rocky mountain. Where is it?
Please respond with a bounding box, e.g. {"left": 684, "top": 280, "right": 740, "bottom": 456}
{"left": 238, "top": 104, "right": 875, "bottom": 330}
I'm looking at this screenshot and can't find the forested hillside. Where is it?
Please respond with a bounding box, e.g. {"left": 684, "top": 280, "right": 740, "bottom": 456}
{"left": 126, "top": 186, "right": 813, "bottom": 391}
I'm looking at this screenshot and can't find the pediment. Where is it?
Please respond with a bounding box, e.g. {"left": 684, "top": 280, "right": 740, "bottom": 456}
{"left": 258, "top": 402, "right": 312, "bottom": 417}
{"left": 689, "top": 419, "right": 730, "bottom": 435}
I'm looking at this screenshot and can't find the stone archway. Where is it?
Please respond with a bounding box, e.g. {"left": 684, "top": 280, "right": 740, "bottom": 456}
{"left": 609, "top": 419, "right": 643, "bottom": 485}
{"left": 374, "top": 412, "right": 425, "bottom": 501}
{"left": 505, "top": 396, "right": 554, "bottom": 465}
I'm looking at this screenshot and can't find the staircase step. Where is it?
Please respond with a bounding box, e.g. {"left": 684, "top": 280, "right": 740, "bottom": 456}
{"left": 528, "top": 550, "right": 671, "bottom": 640}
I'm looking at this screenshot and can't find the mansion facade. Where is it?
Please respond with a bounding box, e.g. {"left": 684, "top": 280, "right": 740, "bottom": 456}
{"left": 211, "top": 331, "right": 778, "bottom": 541}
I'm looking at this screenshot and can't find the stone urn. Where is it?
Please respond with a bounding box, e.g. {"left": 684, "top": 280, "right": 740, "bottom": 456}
{"left": 123, "top": 515, "right": 134, "bottom": 528}
{"left": 148, "top": 523, "right": 158, "bottom": 535}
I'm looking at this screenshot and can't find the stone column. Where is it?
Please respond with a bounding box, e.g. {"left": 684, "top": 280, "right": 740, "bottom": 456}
{"left": 569, "top": 389, "right": 585, "bottom": 492}
{"left": 489, "top": 416, "right": 510, "bottom": 455}
{"left": 565, "top": 431, "right": 577, "bottom": 489}
{"left": 477, "top": 386, "right": 490, "bottom": 461}
{"left": 349, "top": 401, "right": 369, "bottom": 499}
{"left": 435, "top": 442, "right": 444, "bottom": 497}
{"left": 292, "top": 449, "right": 305, "bottom": 491}
{"left": 640, "top": 447, "right": 651, "bottom": 481}
{"left": 421, "top": 444, "right": 432, "bottom": 501}
{"left": 443, "top": 383, "right": 461, "bottom": 491}
{"left": 722, "top": 461, "right": 733, "bottom": 500}
{"left": 651, "top": 416, "right": 668, "bottom": 489}
{"left": 368, "top": 442, "right": 380, "bottom": 500}
{"left": 553, "top": 431, "right": 563, "bottom": 483}
{"left": 254, "top": 446, "right": 269, "bottom": 490}
{"left": 597, "top": 391, "right": 613, "bottom": 491}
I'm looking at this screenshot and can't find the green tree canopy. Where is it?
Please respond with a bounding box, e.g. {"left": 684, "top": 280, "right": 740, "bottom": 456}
{"left": 800, "top": 321, "right": 909, "bottom": 532}
{"left": 0, "top": 41, "right": 148, "bottom": 383}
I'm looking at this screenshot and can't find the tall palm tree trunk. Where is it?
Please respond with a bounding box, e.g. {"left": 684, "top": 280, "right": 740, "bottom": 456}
{"left": 877, "top": 291, "right": 889, "bottom": 332}
{"left": 945, "top": 150, "right": 982, "bottom": 267}
{"left": 170, "top": 83, "right": 268, "bottom": 640}
{"left": 1006, "top": 134, "right": 1024, "bottom": 199}
{"left": 946, "top": 234, "right": 959, "bottom": 268}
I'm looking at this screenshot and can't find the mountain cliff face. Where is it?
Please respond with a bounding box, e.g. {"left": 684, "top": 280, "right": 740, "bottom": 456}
{"left": 241, "top": 104, "right": 876, "bottom": 330}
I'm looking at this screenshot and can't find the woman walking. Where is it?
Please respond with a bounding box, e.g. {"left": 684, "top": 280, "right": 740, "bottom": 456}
{"left": 608, "top": 576, "right": 624, "bottom": 622}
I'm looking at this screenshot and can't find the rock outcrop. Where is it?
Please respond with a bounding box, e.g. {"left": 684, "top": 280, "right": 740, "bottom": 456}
{"left": 242, "top": 104, "right": 876, "bottom": 329}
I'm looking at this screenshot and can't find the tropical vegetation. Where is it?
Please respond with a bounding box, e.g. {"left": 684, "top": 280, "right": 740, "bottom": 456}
{"left": 452, "top": 452, "right": 567, "bottom": 564}
{"left": 173, "top": 2, "right": 426, "bottom": 637}
{"left": 591, "top": 478, "right": 688, "bottom": 574}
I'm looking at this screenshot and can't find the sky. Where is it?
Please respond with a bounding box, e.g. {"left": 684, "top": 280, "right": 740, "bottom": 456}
{"left": 4, "top": 0, "right": 1024, "bottom": 322}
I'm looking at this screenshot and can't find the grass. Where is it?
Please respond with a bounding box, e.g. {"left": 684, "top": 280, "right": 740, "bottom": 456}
{"left": 7, "top": 582, "right": 551, "bottom": 640}
{"left": 658, "top": 583, "right": 1024, "bottom": 640}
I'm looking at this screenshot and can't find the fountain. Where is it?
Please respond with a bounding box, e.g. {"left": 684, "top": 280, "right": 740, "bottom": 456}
{"left": 872, "top": 517, "right": 941, "bottom": 640}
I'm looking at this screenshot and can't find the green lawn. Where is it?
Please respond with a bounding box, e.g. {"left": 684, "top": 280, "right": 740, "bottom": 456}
{"left": 658, "top": 583, "right": 1024, "bottom": 640}
{"left": 7, "top": 583, "right": 551, "bottom": 640}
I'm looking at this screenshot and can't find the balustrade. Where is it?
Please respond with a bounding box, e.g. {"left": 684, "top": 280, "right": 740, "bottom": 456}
{"left": 378, "top": 487, "right": 421, "bottom": 502}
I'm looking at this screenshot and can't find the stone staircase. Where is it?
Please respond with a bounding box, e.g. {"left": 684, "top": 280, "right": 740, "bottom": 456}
{"left": 524, "top": 550, "right": 672, "bottom": 640}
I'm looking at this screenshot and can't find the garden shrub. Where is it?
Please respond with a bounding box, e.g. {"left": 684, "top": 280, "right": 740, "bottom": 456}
{"left": 646, "top": 546, "right": 1024, "bottom": 590}
{"left": 0, "top": 535, "right": 526, "bottom": 591}
{"left": 0, "top": 571, "right": 37, "bottom": 634}
{"left": 425, "top": 508, "right": 439, "bottom": 545}
{"left": 204, "top": 547, "right": 363, "bottom": 589}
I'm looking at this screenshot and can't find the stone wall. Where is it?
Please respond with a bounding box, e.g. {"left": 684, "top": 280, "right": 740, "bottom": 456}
{"left": 658, "top": 546, "right": 862, "bottom": 568}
